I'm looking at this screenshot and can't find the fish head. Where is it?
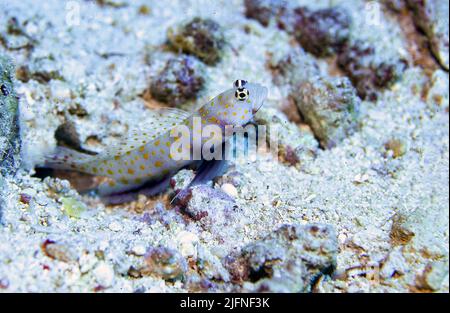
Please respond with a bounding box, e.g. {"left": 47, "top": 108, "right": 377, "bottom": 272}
{"left": 212, "top": 81, "right": 268, "bottom": 126}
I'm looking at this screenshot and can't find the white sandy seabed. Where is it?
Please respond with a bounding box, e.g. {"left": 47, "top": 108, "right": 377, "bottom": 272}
{"left": 0, "top": 0, "right": 448, "bottom": 292}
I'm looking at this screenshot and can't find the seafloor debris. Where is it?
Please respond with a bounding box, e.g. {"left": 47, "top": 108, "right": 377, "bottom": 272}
{"left": 0, "top": 55, "right": 20, "bottom": 176}
{"left": 384, "top": 138, "right": 407, "bottom": 158}
{"left": 224, "top": 223, "right": 338, "bottom": 292}
{"left": 13, "top": 64, "right": 63, "bottom": 84}
{"left": 149, "top": 55, "right": 205, "bottom": 106}
{"left": 292, "top": 6, "right": 351, "bottom": 57}
{"left": 407, "top": 0, "right": 449, "bottom": 71}
{"left": 168, "top": 17, "right": 226, "bottom": 66}
{"left": 337, "top": 40, "right": 408, "bottom": 100}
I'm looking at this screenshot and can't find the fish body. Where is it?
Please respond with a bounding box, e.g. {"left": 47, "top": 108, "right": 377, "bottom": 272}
{"left": 45, "top": 81, "right": 268, "bottom": 199}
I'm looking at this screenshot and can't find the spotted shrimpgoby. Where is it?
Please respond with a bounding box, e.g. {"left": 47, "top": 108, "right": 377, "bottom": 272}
{"left": 43, "top": 80, "right": 268, "bottom": 204}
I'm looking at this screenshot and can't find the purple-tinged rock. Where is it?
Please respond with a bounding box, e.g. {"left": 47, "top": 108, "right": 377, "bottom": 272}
{"left": 292, "top": 6, "right": 351, "bottom": 57}
{"left": 150, "top": 56, "right": 205, "bottom": 107}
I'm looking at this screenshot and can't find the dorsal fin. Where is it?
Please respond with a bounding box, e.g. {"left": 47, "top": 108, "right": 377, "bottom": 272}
{"left": 99, "top": 108, "right": 192, "bottom": 158}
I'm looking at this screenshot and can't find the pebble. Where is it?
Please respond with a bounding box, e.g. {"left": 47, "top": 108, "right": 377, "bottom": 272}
{"left": 93, "top": 262, "right": 115, "bottom": 288}
{"left": 338, "top": 232, "right": 347, "bottom": 244}
{"left": 108, "top": 221, "right": 122, "bottom": 232}
{"left": 221, "top": 183, "right": 238, "bottom": 198}
{"left": 176, "top": 231, "right": 199, "bottom": 258}
{"left": 131, "top": 244, "right": 146, "bottom": 256}
{"left": 353, "top": 173, "right": 369, "bottom": 184}
{"left": 79, "top": 251, "right": 98, "bottom": 274}
{"left": 35, "top": 193, "right": 50, "bottom": 206}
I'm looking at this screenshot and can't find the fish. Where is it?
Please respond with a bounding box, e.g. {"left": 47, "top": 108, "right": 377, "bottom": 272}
{"left": 43, "top": 80, "right": 268, "bottom": 204}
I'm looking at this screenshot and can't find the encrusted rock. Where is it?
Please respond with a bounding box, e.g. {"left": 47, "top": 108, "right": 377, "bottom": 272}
{"left": 182, "top": 185, "right": 235, "bottom": 225}
{"left": 338, "top": 40, "right": 408, "bottom": 100}
{"left": 0, "top": 55, "right": 21, "bottom": 176}
{"left": 292, "top": 6, "right": 351, "bottom": 57}
{"left": 224, "top": 223, "right": 338, "bottom": 292}
{"left": 141, "top": 202, "right": 186, "bottom": 229}
{"left": 271, "top": 49, "right": 361, "bottom": 149}
{"left": 142, "top": 246, "right": 187, "bottom": 281}
{"left": 150, "top": 56, "right": 205, "bottom": 107}
{"left": 294, "top": 76, "right": 361, "bottom": 149}
{"left": 407, "top": 0, "right": 449, "bottom": 70}
{"left": 168, "top": 17, "right": 226, "bottom": 65}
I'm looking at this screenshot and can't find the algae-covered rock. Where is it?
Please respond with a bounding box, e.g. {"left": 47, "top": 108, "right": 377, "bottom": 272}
{"left": 292, "top": 6, "right": 352, "bottom": 57}
{"left": 150, "top": 55, "right": 205, "bottom": 107}
{"left": 225, "top": 223, "right": 338, "bottom": 292}
{"left": 0, "top": 55, "right": 21, "bottom": 176}
{"left": 168, "top": 17, "right": 226, "bottom": 66}
{"left": 407, "top": 0, "right": 449, "bottom": 71}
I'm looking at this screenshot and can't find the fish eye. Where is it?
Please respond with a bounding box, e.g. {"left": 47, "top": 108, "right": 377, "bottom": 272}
{"left": 234, "top": 87, "right": 249, "bottom": 101}
{"left": 1, "top": 84, "right": 9, "bottom": 96}
{"left": 233, "top": 79, "right": 247, "bottom": 89}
